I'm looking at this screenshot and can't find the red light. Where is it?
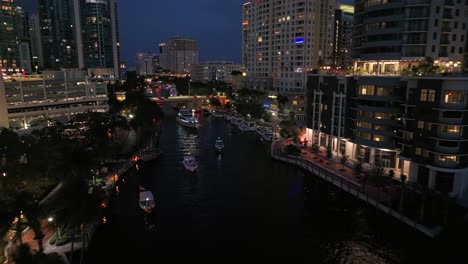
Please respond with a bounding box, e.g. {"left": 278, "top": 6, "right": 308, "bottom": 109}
{"left": 152, "top": 117, "right": 156, "bottom": 123}
{"left": 448, "top": 92, "right": 453, "bottom": 96}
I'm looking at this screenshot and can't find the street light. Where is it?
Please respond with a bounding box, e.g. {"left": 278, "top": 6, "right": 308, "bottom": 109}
{"left": 48, "top": 217, "right": 53, "bottom": 223}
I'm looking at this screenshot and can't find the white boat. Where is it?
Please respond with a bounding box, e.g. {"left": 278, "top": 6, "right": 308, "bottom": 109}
{"left": 214, "top": 137, "right": 224, "bottom": 152}
{"left": 177, "top": 109, "right": 199, "bottom": 128}
{"left": 183, "top": 156, "right": 198, "bottom": 172}
{"left": 139, "top": 186, "right": 155, "bottom": 214}
{"left": 231, "top": 116, "right": 243, "bottom": 126}
{"left": 262, "top": 131, "right": 273, "bottom": 142}
{"left": 239, "top": 120, "right": 256, "bottom": 132}
{"left": 212, "top": 110, "right": 225, "bottom": 118}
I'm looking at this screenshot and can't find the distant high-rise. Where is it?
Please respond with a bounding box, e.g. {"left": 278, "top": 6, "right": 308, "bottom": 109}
{"left": 0, "top": 0, "right": 20, "bottom": 72}
{"left": 242, "top": 0, "right": 336, "bottom": 119}
{"left": 159, "top": 37, "right": 198, "bottom": 74}
{"left": 192, "top": 61, "right": 245, "bottom": 83}
{"left": 135, "top": 52, "right": 154, "bottom": 76}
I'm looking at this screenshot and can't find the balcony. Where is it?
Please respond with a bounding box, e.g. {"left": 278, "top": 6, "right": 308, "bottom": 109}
{"left": 438, "top": 112, "right": 463, "bottom": 125}
{"left": 433, "top": 157, "right": 459, "bottom": 168}
{"left": 434, "top": 144, "right": 460, "bottom": 154}
{"left": 435, "top": 130, "right": 462, "bottom": 140}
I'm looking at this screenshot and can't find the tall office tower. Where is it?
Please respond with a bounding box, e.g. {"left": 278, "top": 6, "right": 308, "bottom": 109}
{"left": 135, "top": 52, "right": 154, "bottom": 76}
{"left": 353, "top": 0, "right": 467, "bottom": 74}
{"left": 332, "top": 4, "right": 353, "bottom": 69}
{"left": 39, "top": 0, "right": 78, "bottom": 69}
{"left": 242, "top": 0, "right": 335, "bottom": 120}
{"left": 80, "top": 0, "right": 121, "bottom": 77}
{"left": 29, "top": 13, "right": 44, "bottom": 70}
{"left": 0, "top": 0, "right": 20, "bottom": 73}
{"left": 159, "top": 37, "right": 198, "bottom": 74}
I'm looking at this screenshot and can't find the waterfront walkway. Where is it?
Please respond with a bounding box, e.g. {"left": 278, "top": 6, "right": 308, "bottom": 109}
{"left": 271, "top": 139, "right": 442, "bottom": 238}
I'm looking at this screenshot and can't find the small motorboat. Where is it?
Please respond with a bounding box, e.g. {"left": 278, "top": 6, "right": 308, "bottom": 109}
{"left": 139, "top": 186, "right": 155, "bottom": 214}
{"left": 214, "top": 137, "right": 224, "bottom": 152}
{"left": 183, "top": 156, "right": 198, "bottom": 172}
{"left": 140, "top": 148, "right": 161, "bottom": 162}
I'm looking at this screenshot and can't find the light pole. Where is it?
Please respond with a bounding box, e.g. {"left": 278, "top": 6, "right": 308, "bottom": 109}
{"left": 188, "top": 79, "right": 191, "bottom": 96}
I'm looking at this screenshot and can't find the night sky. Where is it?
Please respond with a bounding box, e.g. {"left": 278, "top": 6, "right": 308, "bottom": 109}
{"left": 21, "top": 0, "right": 354, "bottom": 67}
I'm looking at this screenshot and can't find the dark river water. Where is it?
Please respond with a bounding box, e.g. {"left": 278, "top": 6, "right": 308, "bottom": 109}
{"left": 86, "top": 113, "right": 467, "bottom": 263}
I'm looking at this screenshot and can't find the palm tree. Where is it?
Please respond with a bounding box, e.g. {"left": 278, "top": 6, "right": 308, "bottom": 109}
{"left": 399, "top": 174, "right": 407, "bottom": 214}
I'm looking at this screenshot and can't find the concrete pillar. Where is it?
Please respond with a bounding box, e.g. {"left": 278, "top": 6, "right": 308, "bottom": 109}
{"left": 369, "top": 147, "right": 376, "bottom": 165}
{"left": 0, "top": 78, "right": 9, "bottom": 128}
{"left": 428, "top": 169, "right": 436, "bottom": 189}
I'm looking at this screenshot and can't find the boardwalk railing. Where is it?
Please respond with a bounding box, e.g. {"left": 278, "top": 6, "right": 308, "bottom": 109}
{"left": 272, "top": 151, "right": 443, "bottom": 238}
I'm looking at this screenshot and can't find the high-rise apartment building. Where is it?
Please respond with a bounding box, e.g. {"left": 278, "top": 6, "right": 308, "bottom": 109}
{"left": 332, "top": 4, "right": 353, "bottom": 69}
{"left": 29, "top": 13, "right": 43, "bottom": 70}
{"left": 353, "top": 0, "right": 466, "bottom": 74}
{"left": 242, "top": 0, "right": 335, "bottom": 119}
{"left": 16, "top": 6, "right": 31, "bottom": 73}
{"left": 305, "top": 1, "right": 468, "bottom": 206}
{"left": 39, "top": 0, "right": 78, "bottom": 69}
{"left": 0, "top": 0, "right": 20, "bottom": 73}
{"left": 80, "top": 0, "right": 120, "bottom": 76}
{"left": 37, "top": 0, "right": 120, "bottom": 77}
{"left": 159, "top": 37, "right": 198, "bottom": 74}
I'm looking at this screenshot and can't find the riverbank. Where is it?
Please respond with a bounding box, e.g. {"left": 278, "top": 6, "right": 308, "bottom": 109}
{"left": 271, "top": 139, "right": 443, "bottom": 238}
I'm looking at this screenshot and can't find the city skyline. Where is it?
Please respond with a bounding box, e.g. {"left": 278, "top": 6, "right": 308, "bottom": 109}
{"left": 17, "top": 0, "right": 354, "bottom": 67}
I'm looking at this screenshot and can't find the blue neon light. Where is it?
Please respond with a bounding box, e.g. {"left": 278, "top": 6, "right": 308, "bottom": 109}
{"left": 295, "top": 38, "right": 304, "bottom": 44}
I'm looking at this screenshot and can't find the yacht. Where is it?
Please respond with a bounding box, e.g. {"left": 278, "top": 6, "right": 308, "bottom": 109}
{"left": 231, "top": 116, "right": 243, "bottom": 126}
{"left": 176, "top": 109, "right": 199, "bottom": 128}
{"left": 214, "top": 137, "right": 224, "bottom": 152}
{"left": 239, "top": 120, "right": 256, "bottom": 132}
{"left": 212, "top": 110, "right": 225, "bottom": 118}
{"left": 183, "top": 156, "right": 198, "bottom": 172}
{"left": 139, "top": 186, "right": 155, "bottom": 214}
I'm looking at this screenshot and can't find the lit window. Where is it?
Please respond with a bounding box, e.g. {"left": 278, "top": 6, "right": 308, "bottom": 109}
{"left": 438, "top": 155, "right": 457, "bottom": 162}
{"left": 418, "top": 121, "right": 424, "bottom": 129}
{"left": 444, "top": 91, "right": 465, "bottom": 104}
{"left": 415, "top": 148, "right": 422, "bottom": 155}
{"left": 443, "top": 125, "right": 460, "bottom": 134}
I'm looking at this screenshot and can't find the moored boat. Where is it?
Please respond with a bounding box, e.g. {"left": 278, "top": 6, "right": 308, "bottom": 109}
{"left": 183, "top": 156, "right": 198, "bottom": 172}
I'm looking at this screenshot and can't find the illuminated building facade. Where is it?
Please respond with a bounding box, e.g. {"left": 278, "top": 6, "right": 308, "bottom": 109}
{"left": 0, "top": 71, "right": 109, "bottom": 130}
{"left": 353, "top": 0, "right": 467, "bottom": 74}
{"left": 242, "top": 0, "right": 336, "bottom": 120}
{"left": 159, "top": 37, "right": 198, "bottom": 74}
{"left": 0, "top": 0, "right": 20, "bottom": 73}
